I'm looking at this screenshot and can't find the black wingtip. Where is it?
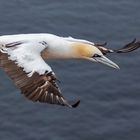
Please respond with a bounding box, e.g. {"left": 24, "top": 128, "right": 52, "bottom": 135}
{"left": 130, "top": 38, "right": 137, "bottom": 44}
{"left": 115, "top": 38, "right": 140, "bottom": 53}
{"left": 71, "top": 100, "right": 80, "bottom": 108}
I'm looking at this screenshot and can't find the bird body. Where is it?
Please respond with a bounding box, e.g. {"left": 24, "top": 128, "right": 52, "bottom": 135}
{"left": 0, "top": 33, "right": 72, "bottom": 58}
{"left": 0, "top": 33, "right": 139, "bottom": 108}
{"left": 0, "top": 33, "right": 99, "bottom": 59}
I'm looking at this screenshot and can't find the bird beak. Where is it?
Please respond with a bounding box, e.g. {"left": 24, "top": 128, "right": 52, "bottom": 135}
{"left": 94, "top": 55, "right": 120, "bottom": 69}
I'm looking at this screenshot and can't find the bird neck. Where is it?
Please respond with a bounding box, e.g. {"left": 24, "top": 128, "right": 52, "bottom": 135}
{"left": 41, "top": 42, "right": 93, "bottom": 60}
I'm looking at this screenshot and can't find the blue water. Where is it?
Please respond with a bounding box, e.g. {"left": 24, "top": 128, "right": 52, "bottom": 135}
{"left": 0, "top": 0, "right": 140, "bottom": 140}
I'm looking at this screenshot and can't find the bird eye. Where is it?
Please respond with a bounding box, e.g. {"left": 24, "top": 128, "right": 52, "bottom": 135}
{"left": 93, "top": 54, "right": 101, "bottom": 57}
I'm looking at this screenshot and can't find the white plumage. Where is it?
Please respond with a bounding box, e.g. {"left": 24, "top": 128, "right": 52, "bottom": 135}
{"left": 0, "top": 33, "right": 137, "bottom": 108}
{"left": 0, "top": 33, "right": 98, "bottom": 77}
{"left": 0, "top": 34, "right": 71, "bottom": 76}
{"left": 6, "top": 41, "right": 52, "bottom": 77}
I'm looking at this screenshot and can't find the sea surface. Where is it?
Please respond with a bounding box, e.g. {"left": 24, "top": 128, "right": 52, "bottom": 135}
{"left": 0, "top": 0, "right": 140, "bottom": 140}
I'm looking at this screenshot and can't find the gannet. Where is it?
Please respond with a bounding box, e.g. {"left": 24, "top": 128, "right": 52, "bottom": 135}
{"left": 0, "top": 34, "right": 139, "bottom": 108}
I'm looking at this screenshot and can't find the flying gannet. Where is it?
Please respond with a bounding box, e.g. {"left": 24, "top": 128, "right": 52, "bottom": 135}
{"left": 0, "top": 34, "right": 139, "bottom": 108}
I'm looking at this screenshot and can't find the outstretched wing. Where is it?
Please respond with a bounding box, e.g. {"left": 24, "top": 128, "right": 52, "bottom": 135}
{"left": 114, "top": 38, "right": 140, "bottom": 53}
{"left": 96, "top": 39, "right": 140, "bottom": 55}
{"left": 0, "top": 41, "right": 80, "bottom": 108}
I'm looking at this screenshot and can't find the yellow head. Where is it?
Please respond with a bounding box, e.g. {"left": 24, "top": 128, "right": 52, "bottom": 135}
{"left": 72, "top": 42, "right": 119, "bottom": 69}
{"left": 72, "top": 43, "right": 102, "bottom": 58}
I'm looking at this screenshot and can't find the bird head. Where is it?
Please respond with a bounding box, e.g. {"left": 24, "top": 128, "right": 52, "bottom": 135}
{"left": 72, "top": 42, "right": 120, "bottom": 69}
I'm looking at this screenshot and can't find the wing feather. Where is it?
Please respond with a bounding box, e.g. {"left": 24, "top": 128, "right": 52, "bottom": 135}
{"left": 97, "top": 39, "right": 140, "bottom": 55}
{"left": 0, "top": 45, "right": 80, "bottom": 108}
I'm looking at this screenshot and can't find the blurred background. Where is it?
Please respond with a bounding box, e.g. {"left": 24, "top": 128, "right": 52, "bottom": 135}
{"left": 0, "top": 0, "right": 140, "bottom": 140}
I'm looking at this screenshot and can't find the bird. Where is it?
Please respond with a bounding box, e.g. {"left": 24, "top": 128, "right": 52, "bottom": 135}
{"left": 0, "top": 33, "right": 139, "bottom": 108}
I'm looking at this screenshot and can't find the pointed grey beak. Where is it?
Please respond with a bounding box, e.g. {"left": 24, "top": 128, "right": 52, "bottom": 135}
{"left": 94, "top": 55, "right": 120, "bottom": 69}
